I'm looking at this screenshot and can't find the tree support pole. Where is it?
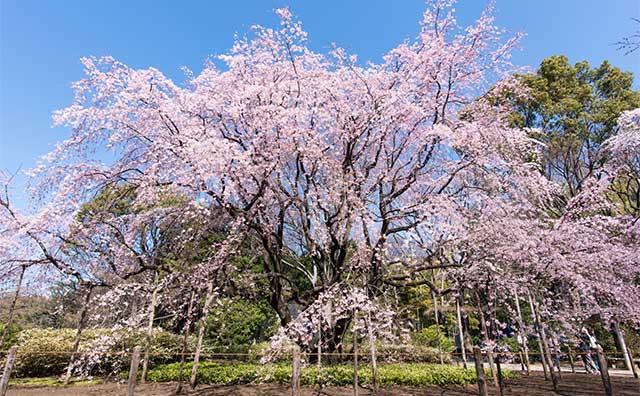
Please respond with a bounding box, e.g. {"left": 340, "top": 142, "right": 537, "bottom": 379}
{"left": 190, "top": 281, "right": 215, "bottom": 389}
{"left": 473, "top": 346, "right": 489, "bottom": 396}
{"left": 141, "top": 270, "right": 160, "bottom": 383}
{"left": 456, "top": 295, "right": 467, "bottom": 369}
{"left": 0, "top": 346, "right": 17, "bottom": 396}
{"left": 527, "top": 290, "right": 557, "bottom": 390}
{"left": 64, "top": 284, "right": 93, "bottom": 385}
{"left": 0, "top": 266, "right": 25, "bottom": 352}
{"left": 596, "top": 346, "right": 613, "bottom": 396}
{"left": 176, "top": 290, "right": 196, "bottom": 395}
{"left": 127, "top": 346, "right": 141, "bottom": 396}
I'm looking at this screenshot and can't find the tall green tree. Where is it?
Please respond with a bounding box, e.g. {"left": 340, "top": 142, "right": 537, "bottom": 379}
{"left": 511, "top": 55, "right": 640, "bottom": 201}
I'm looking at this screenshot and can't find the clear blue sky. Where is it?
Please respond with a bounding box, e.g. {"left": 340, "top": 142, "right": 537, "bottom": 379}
{"left": 1, "top": 0, "right": 639, "bottom": 184}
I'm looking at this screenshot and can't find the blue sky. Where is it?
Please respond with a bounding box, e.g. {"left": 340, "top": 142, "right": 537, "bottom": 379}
{"left": 1, "top": 0, "right": 639, "bottom": 186}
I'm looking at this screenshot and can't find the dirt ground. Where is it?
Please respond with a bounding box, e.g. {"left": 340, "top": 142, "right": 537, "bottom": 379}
{"left": 6, "top": 373, "right": 640, "bottom": 396}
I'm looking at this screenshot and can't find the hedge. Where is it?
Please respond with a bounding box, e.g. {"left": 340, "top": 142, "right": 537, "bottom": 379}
{"left": 147, "top": 361, "right": 517, "bottom": 386}
{"left": 12, "top": 328, "right": 186, "bottom": 377}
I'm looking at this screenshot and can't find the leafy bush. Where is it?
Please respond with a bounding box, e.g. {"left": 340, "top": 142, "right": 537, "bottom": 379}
{"left": 205, "top": 298, "right": 278, "bottom": 348}
{"left": 0, "top": 322, "right": 22, "bottom": 350}
{"left": 13, "top": 328, "right": 75, "bottom": 377}
{"left": 146, "top": 361, "right": 516, "bottom": 386}
{"left": 12, "top": 328, "right": 186, "bottom": 377}
{"left": 411, "top": 325, "right": 457, "bottom": 353}
{"left": 371, "top": 342, "right": 452, "bottom": 364}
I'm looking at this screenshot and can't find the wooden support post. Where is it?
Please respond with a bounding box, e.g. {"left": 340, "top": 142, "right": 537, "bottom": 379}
{"left": 141, "top": 271, "right": 159, "bottom": 383}
{"left": 64, "top": 285, "right": 93, "bottom": 385}
{"left": 0, "top": 266, "right": 25, "bottom": 352}
{"left": 596, "top": 347, "right": 613, "bottom": 396}
{"left": 614, "top": 321, "right": 638, "bottom": 379}
{"left": 190, "top": 282, "right": 215, "bottom": 389}
{"left": 291, "top": 345, "right": 301, "bottom": 396}
{"left": 513, "top": 291, "right": 530, "bottom": 375}
{"left": 0, "top": 346, "right": 17, "bottom": 396}
{"left": 128, "top": 346, "right": 141, "bottom": 396}
{"left": 473, "top": 347, "right": 489, "bottom": 396}
{"left": 613, "top": 321, "right": 632, "bottom": 373}
{"left": 175, "top": 290, "right": 196, "bottom": 395}
{"left": 527, "top": 290, "right": 553, "bottom": 386}
{"left": 432, "top": 290, "right": 444, "bottom": 365}
{"left": 456, "top": 296, "right": 467, "bottom": 369}
{"left": 475, "top": 292, "right": 497, "bottom": 386}
{"left": 367, "top": 313, "right": 379, "bottom": 394}
{"left": 627, "top": 349, "right": 639, "bottom": 380}
{"left": 568, "top": 347, "right": 575, "bottom": 373}
{"left": 317, "top": 319, "right": 322, "bottom": 385}
{"left": 551, "top": 340, "right": 562, "bottom": 380}
{"left": 495, "top": 354, "right": 504, "bottom": 396}
{"left": 353, "top": 321, "right": 359, "bottom": 396}
{"left": 556, "top": 352, "right": 563, "bottom": 379}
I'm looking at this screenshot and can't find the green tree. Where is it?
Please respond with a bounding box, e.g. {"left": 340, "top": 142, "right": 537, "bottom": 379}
{"left": 510, "top": 56, "right": 640, "bottom": 201}
{"left": 205, "top": 297, "right": 278, "bottom": 348}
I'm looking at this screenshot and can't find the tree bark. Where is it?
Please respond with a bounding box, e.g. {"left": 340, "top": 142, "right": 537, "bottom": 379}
{"left": 0, "top": 265, "right": 25, "bottom": 351}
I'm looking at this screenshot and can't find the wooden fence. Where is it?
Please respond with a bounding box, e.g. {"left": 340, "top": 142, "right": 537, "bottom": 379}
{"left": 1, "top": 347, "right": 636, "bottom": 396}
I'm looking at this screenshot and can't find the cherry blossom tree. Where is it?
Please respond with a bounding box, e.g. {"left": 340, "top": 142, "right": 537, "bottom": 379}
{"left": 1, "top": 1, "right": 638, "bottom": 387}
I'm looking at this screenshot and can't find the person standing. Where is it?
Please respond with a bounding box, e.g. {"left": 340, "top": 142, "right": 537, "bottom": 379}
{"left": 578, "top": 327, "right": 598, "bottom": 374}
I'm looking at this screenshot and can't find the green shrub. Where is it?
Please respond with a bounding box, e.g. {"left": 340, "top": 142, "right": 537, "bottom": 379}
{"left": 205, "top": 298, "right": 278, "bottom": 347}
{"left": 13, "top": 328, "right": 75, "bottom": 377}
{"left": 411, "top": 325, "right": 456, "bottom": 353}
{"left": 12, "top": 328, "right": 187, "bottom": 377}
{"left": 0, "top": 323, "right": 23, "bottom": 350}
{"left": 372, "top": 342, "right": 452, "bottom": 364}
{"left": 146, "top": 361, "right": 516, "bottom": 386}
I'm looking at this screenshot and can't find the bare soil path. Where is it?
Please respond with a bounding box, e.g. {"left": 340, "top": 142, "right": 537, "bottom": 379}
{"left": 6, "top": 372, "right": 640, "bottom": 396}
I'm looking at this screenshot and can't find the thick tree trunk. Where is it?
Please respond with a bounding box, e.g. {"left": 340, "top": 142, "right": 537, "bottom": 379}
{"left": 176, "top": 290, "right": 196, "bottom": 395}
{"left": 64, "top": 285, "right": 93, "bottom": 385}
{"left": 0, "top": 265, "right": 25, "bottom": 351}
{"left": 141, "top": 271, "right": 160, "bottom": 383}
{"left": 190, "top": 281, "right": 216, "bottom": 389}
{"left": 327, "top": 317, "right": 351, "bottom": 358}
